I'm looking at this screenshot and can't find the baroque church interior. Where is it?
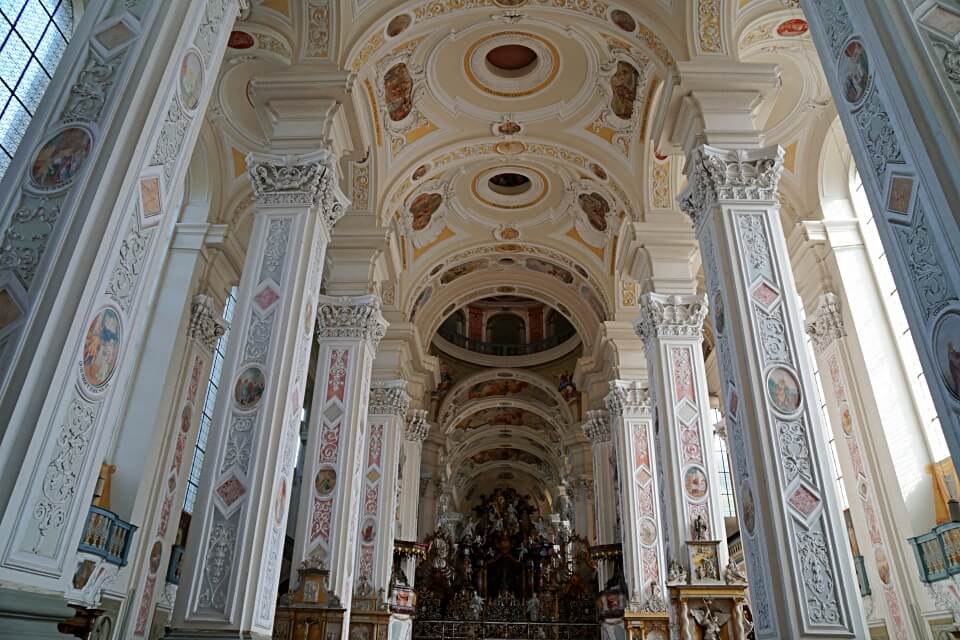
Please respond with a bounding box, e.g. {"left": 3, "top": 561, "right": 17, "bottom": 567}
{"left": 5, "top": 0, "right": 960, "bottom": 639}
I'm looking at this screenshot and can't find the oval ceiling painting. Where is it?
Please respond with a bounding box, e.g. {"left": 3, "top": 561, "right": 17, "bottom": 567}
{"left": 410, "top": 192, "right": 443, "bottom": 231}
{"left": 386, "top": 14, "right": 411, "bottom": 37}
{"left": 384, "top": 63, "right": 413, "bottom": 122}
{"left": 579, "top": 192, "right": 610, "bottom": 232}
{"left": 610, "top": 61, "right": 640, "bottom": 120}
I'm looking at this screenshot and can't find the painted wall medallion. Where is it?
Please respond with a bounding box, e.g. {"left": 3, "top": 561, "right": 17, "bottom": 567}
{"left": 579, "top": 192, "right": 610, "bottom": 232}
{"left": 384, "top": 63, "right": 413, "bottom": 122}
{"left": 741, "top": 483, "right": 756, "bottom": 535}
{"left": 275, "top": 477, "right": 287, "bottom": 525}
{"left": 361, "top": 518, "right": 376, "bottom": 543}
{"left": 30, "top": 127, "right": 93, "bottom": 190}
{"left": 315, "top": 468, "right": 337, "bottom": 496}
{"left": 713, "top": 293, "right": 724, "bottom": 334}
{"left": 840, "top": 405, "right": 853, "bottom": 435}
{"left": 228, "top": 31, "right": 255, "bottom": 49}
{"left": 494, "top": 140, "right": 526, "bottom": 155}
{"left": 412, "top": 164, "right": 429, "bottom": 180}
{"left": 875, "top": 547, "right": 891, "bottom": 584}
{"left": 590, "top": 163, "right": 607, "bottom": 180}
{"left": 933, "top": 310, "right": 960, "bottom": 399}
{"left": 179, "top": 50, "right": 204, "bottom": 111}
{"left": 180, "top": 405, "right": 192, "bottom": 433}
{"left": 410, "top": 192, "right": 442, "bottom": 231}
{"left": 610, "top": 61, "right": 640, "bottom": 120}
{"left": 149, "top": 541, "right": 163, "bottom": 573}
{"left": 840, "top": 39, "right": 870, "bottom": 104}
{"left": 82, "top": 307, "right": 121, "bottom": 388}
{"left": 766, "top": 366, "right": 801, "bottom": 414}
{"left": 610, "top": 9, "right": 636, "bottom": 32}
{"left": 525, "top": 258, "right": 573, "bottom": 284}
{"left": 639, "top": 517, "right": 657, "bottom": 545}
{"left": 234, "top": 366, "right": 266, "bottom": 409}
{"left": 386, "top": 14, "right": 411, "bottom": 37}
{"left": 304, "top": 300, "right": 313, "bottom": 334}
{"left": 498, "top": 121, "right": 521, "bottom": 135}
{"left": 776, "top": 19, "right": 808, "bottom": 37}
{"left": 440, "top": 259, "right": 487, "bottom": 285}
{"left": 684, "top": 466, "right": 708, "bottom": 500}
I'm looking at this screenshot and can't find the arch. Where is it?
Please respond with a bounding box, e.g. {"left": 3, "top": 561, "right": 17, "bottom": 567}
{"left": 438, "top": 368, "right": 574, "bottom": 429}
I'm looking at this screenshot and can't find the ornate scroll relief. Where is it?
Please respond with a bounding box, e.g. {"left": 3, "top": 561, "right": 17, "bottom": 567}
{"left": 188, "top": 293, "right": 228, "bottom": 353}
{"left": 678, "top": 145, "right": 785, "bottom": 230}
{"left": 805, "top": 292, "right": 845, "bottom": 354}
{"left": 247, "top": 151, "right": 335, "bottom": 208}
{"left": 634, "top": 292, "right": 708, "bottom": 341}
{"left": 369, "top": 380, "right": 411, "bottom": 417}
{"left": 581, "top": 409, "right": 611, "bottom": 444}
{"left": 405, "top": 409, "right": 430, "bottom": 442}
{"left": 696, "top": 0, "right": 724, "bottom": 54}
{"left": 316, "top": 294, "right": 388, "bottom": 348}
{"left": 304, "top": 0, "right": 332, "bottom": 60}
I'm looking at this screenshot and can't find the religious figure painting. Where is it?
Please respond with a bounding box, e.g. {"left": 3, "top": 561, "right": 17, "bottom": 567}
{"left": 609, "top": 9, "right": 636, "bottom": 32}
{"left": 466, "top": 378, "right": 529, "bottom": 399}
{"left": 578, "top": 192, "right": 610, "bottom": 232}
{"left": 384, "top": 62, "right": 414, "bottom": 122}
{"left": 766, "top": 366, "right": 801, "bottom": 414}
{"left": 31, "top": 127, "right": 93, "bottom": 190}
{"left": 179, "top": 50, "right": 204, "bottom": 111}
{"left": 83, "top": 307, "right": 121, "bottom": 388}
{"left": 525, "top": 258, "right": 574, "bottom": 284}
{"left": 741, "top": 484, "right": 756, "bottom": 535}
{"left": 410, "top": 192, "right": 443, "bottom": 231}
{"left": 933, "top": 311, "right": 960, "bottom": 399}
{"left": 684, "top": 466, "right": 708, "bottom": 500}
{"left": 609, "top": 61, "right": 639, "bottom": 120}
{"left": 315, "top": 469, "right": 336, "bottom": 496}
{"left": 840, "top": 40, "right": 870, "bottom": 104}
{"left": 440, "top": 259, "right": 487, "bottom": 285}
{"left": 234, "top": 366, "right": 266, "bottom": 409}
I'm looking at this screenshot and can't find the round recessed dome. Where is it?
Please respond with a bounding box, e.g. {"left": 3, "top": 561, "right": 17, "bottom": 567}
{"left": 485, "top": 44, "right": 538, "bottom": 76}
{"left": 488, "top": 173, "right": 531, "bottom": 195}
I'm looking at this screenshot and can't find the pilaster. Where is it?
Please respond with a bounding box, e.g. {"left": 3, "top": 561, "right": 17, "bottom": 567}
{"left": 290, "top": 293, "right": 387, "bottom": 637}
{"left": 171, "top": 150, "right": 345, "bottom": 638}
{"left": 679, "top": 143, "right": 867, "bottom": 638}
{"left": 635, "top": 292, "right": 728, "bottom": 574}
{"left": 604, "top": 382, "right": 667, "bottom": 611}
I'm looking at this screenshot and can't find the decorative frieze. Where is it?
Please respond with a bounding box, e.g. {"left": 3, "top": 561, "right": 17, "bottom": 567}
{"left": 315, "top": 294, "right": 387, "bottom": 347}
{"left": 634, "top": 292, "right": 709, "bottom": 341}
{"left": 405, "top": 409, "right": 430, "bottom": 442}
{"left": 368, "top": 380, "right": 410, "bottom": 417}
{"left": 247, "top": 151, "right": 332, "bottom": 208}
{"left": 805, "top": 292, "right": 846, "bottom": 354}
{"left": 187, "top": 294, "right": 227, "bottom": 352}
{"left": 605, "top": 380, "right": 653, "bottom": 418}
{"left": 678, "top": 145, "right": 784, "bottom": 229}
{"left": 581, "top": 409, "right": 611, "bottom": 444}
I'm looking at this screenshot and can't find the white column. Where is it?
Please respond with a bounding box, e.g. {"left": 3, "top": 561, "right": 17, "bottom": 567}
{"left": 604, "top": 382, "right": 667, "bottom": 609}
{"left": 171, "top": 151, "right": 345, "bottom": 638}
{"left": 290, "top": 294, "right": 386, "bottom": 631}
{"left": 806, "top": 292, "right": 923, "bottom": 640}
{"left": 582, "top": 410, "right": 615, "bottom": 585}
{"left": 680, "top": 144, "right": 866, "bottom": 638}
{"left": 0, "top": 0, "right": 238, "bottom": 592}
{"left": 355, "top": 381, "right": 410, "bottom": 597}
{"left": 398, "top": 410, "right": 429, "bottom": 545}
{"left": 803, "top": 0, "right": 960, "bottom": 478}
{"left": 635, "top": 293, "right": 728, "bottom": 571}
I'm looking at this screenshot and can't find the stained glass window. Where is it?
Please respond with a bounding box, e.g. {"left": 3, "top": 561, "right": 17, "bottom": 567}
{"left": 0, "top": 0, "right": 73, "bottom": 180}
{"left": 184, "top": 287, "right": 237, "bottom": 514}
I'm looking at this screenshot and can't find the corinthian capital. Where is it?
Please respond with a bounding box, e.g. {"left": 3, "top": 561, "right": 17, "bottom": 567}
{"left": 187, "top": 294, "right": 227, "bottom": 353}
{"left": 368, "top": 380, "right": 411, "bottom": 417}
{"left": 405, "top": 409, "right": 430, "bottom": 442}
{"left": 581, "top": 410, "right": 611, "bottom": 445}
{"left": 247, "top": 150, "right": 336, "bottom": 209}
{"left": 678, "top": 145, "right": 784, "bottom": 229}
{"left": 604, "top": 380, "right": 653, "bottom": 418}
{"left": 634, "top": 292, "right": 708, "bottom": 342}
{"left": 315, "top": 294, "right": 388, "bottom": 348}
{"left": 805, "top": 292, "right": 846, "bottom": 354}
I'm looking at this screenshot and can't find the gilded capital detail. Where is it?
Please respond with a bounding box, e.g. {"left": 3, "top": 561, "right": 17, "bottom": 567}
{"left": 805, "top": 292, "right": 846, "bottom": 354}
{"left": 368, "top": 380, "right": 410, "bottom": 417}
{"left": 604, "top": 380, "right": 653, "bottom": 418}
{"left": 187, "top": 294, "right": 227, "bottom": 352}
{"left": 678, "top": 145, "right": 784, "bottom": 229}
{"left": 315, "top": 294, "right": 388, "bottom": 348}
{"left": 634, "top": 292, "right": 708, "bottom": 342}
{"left": 581, "top": 410, "right": 611, "bottom": 445}
{"left": 405, "top": 409, "right": 430, "bottom": 442}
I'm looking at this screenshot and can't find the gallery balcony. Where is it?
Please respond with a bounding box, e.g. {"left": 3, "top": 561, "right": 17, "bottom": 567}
{"left": 77, "top": 505, "right": 137, "bottom": 567}
{"left": 434, "top": 327, "right": 578, "bottom": 366}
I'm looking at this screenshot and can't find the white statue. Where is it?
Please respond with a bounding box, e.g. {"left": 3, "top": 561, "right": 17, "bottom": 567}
{"left": 469, "top": 591, "right": 484, "bottom": 621}
{"left": 690, "top": 601, "right": 730, "bottom": 640}
{"left": 667, "top": 559, "right": 688, "bottom": 585}
{"left": 526, "top": 593, "right": 542, "bottom": 622}
{"left": 723, "top": 561, "right": 747, "bottom": 584}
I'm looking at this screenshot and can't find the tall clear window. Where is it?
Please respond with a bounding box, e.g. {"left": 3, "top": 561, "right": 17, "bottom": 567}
{"left": 0, "top": 0, "right": 73, "bottom": 179}
{"left": 803, "top": 330, "right": 849, "bottom": 510}
{"left": 184, "top": 287, "right": 237, "bottom": 513}
{"left": 710, "top": 407, "right": 737, "bottom": 518}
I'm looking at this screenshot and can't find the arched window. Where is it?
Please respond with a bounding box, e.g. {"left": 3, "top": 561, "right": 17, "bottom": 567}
{"left": 0, "top": 1, "right": 74, "bottom": 179}
{"left": 486, "top": 313, "right": 525, "bottom": 345}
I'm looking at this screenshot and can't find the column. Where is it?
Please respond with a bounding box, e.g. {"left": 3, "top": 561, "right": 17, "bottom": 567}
{"left": 803, "top": 0, "right": 960, "bottom": 475}
{"left": 170, "top": 150, "right": 346, "bottom": 638}
{"left": 289, "top": 294, "right": 387, "bottom": 629}
{"left": 604, "top": 382, "right": 667, "bottom": 610}
{"left": 634, "top": 293, "right": 728, "bottom": 571}
{"left": 582, "top": 410, "right": 615, "bottom": 586}
{"left": 679, "top": 144, "right": 866, "bottom": 638}
{"left": 806, "top": 292, "right": 921, "bottom": 640}
{"left": 0, "top": 0, "right": 239, "bottom": 591}
{"left": 355, "top": 381, "right": 410, "bottom": 597}
{"left": 398, "top": 410, "right": 429, "bottom": 546}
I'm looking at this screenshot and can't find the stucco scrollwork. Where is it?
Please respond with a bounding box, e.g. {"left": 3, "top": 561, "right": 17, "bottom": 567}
{"left": 61, "top": 57, "right": 120, "bottom": 124}
{"left": 247, "top": 152, "right": 333, "bottom": 209}
{"left": 634, "top": 292, "right": 708, "bottom": 342}
{"left": 581, "top": 409, "right": 611, "bottom": 445}
{"left": 198, "top": 515, "right": 238, "bottom": 612}
{"left": 105, "top": 214, "right": 154, "bottom": 312}
{"left": 678, "top": 145, "right": 784, "bottom": 230}
{"left": 368, "top": 380, "right": 411, "bottom": 416}
{"left": 405, "top": 409, "right": 430, "bottom": 442}
{"left": 805, "top": 292, "right": 846, "bottom": 354}
{"left": 796, "top": 527, "right": 842, "bottom": 626}
{"left": 315, "top": 294, "right": 388, "bottom": 348}
{"left": 188, "top": 294, "right": 228, "bottom": 352}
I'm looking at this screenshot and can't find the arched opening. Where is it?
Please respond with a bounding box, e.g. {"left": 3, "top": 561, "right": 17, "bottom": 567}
{"left": 486, "top": 313, "right": 525, "bottom": 345}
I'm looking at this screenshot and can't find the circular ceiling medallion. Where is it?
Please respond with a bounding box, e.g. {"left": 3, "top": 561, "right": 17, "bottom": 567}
{"left": 465, "top": 32, "right": 559, "bottom": 97}
{"left": 473, "top": 166, "right": 547, "bottom": 209}
{"left": 228, "top": 31, "right": 254, "bottom": 49}
{"left": 497, "top": 121, "right": 522, "bottom": 135}
{"left": 610, "top": 9, "right": 636, "bottom": 32}
{"left": 386, "top": 13, "right": 412, "bottom": 37}
{"left": 776, "top": 19, "right": 808, "bottom": 37}
{"left": 495, "top": 140, "right": 526, "bottom": 155}
{"left": 412, "top": 164, "right": 429, "bottom": 180}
